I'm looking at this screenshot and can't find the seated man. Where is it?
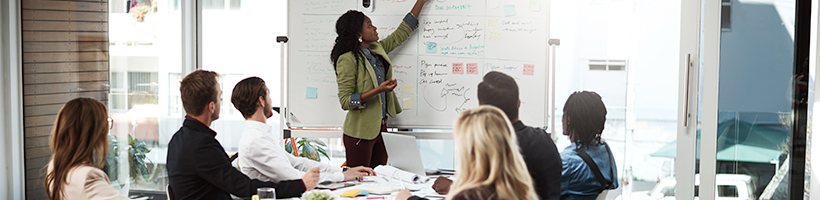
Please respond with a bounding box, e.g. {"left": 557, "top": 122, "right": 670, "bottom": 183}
{"left": 231, "top": 77, "right": 376, "bottom": 183}
{"left": 167, "top": 70, "right": 320, "bottom": 200}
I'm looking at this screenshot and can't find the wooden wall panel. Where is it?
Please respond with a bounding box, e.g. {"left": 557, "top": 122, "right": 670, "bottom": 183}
{"left": 23, "top": 91, "right": 109, "bottom": 105}
{"left": 23, "top": 52, "right": 108, "bottom": 63}
{"left": 24, "top": 115, "right": 58, "bottom": 128}
{"left": 22, "top": 10, "right": 107, "bottom": 21}
{"left": 22, "top": 0, "right": 107, "bottom": 12}
{"left": 22, "top": 31, "right": 108, "bottom": 42}
{"left": 22, "top": 21, "right": 107, "bottom": 31}
{"left": 23, "top": 71, "right": 108, "bottom": 84}
{"left": 24, "top": 126, "right": 55, "bottom": 138}
{"left": 23, "top": 81, "right": 109, "bottom": 95}
{"left": 21, "top": 0, "right": 109, "bottom": 199}
{"left": 23, "top": 41, "right": 108, "bottom": 52}
{"left": 23, "top": 61, "right": 108, "bottom": 74}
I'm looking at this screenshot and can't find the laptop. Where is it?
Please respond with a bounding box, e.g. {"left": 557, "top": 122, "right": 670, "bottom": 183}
{"left": 381, "top": 132, "right": 427, "bottom": 176}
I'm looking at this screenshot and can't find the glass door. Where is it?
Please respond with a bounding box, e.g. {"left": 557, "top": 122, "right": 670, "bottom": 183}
{"left": 549, "top": 0, "right": 683, "bottom": 199}
{"left": 679, "top": 0, "right": 805, "bottom": 199}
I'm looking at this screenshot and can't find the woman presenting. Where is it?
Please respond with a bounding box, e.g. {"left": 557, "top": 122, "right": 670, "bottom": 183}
{"left": 331, "top": 0, "right": 428, "bottom": 168}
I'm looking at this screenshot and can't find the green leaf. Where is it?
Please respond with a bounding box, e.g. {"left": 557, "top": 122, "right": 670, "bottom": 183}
{"left": 303, "top": 144, "right": 320, "bottom": 161}
{"left": 317, "top": 147, "right": 330, "bottom": 160}
{"left": 306, "top": 138, "right": 327, "bottom": 147}
{"left": 284, "top": 139, "right": 293, "bottom": 153}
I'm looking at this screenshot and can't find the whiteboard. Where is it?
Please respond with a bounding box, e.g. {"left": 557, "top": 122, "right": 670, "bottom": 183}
{"left": 287, "top": 0, "right": 549, "bottom": 128}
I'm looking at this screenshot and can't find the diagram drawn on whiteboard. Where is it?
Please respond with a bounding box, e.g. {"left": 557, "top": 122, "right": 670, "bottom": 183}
{"left": 423, "top": 83, "right": 471, "bottom": 113}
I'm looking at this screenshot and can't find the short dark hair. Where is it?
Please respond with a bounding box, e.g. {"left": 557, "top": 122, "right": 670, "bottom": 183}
{"left": 180, "top": 70, "right": 220, "bottom": 116}
{"left": 231, "top": 77, "right": 268, "bottom": 118}
{"left": 477, "top": 71, "right": 519, "bottom": 122}
{"left": 563, "top": 91, "right": 607, "bottom": 149}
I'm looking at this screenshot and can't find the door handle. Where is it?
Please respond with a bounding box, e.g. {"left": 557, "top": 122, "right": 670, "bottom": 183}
{"left": 683, "top": 53, "right": 692, "bottom": 127}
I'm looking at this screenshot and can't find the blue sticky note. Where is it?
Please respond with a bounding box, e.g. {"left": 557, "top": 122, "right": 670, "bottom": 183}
{"left": 504, "top": 5, "right": 516, "bottom": 16}
{"left": 306, "top": 87, "right": 318, "bottom": 99}
{"left": 425, "top": 42, "right": 437, "bottom": 53}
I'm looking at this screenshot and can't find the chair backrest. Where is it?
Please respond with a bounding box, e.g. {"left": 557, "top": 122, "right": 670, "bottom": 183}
{"left": 166, "top": 184, "right": 175, "bottom": 200}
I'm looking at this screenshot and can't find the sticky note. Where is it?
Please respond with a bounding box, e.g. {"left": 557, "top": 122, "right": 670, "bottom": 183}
{"left": 466, "top": 63, "right": 478, "bottom": 74}
{"left": 452, "top": 63, "right": 464, "bottom": 74}
{"left": 488, "top": 31, "right": 501, "bottom": 42}
{"left": 529, "top": 0, "right": 541, "bottom": 12}
{"left": 487, "top": 18, "right": 499, "bottom": 29}
{"left": 504, "top": 5, "right": 517, "bottom": 17}
{"left": 425, "top": 42, "right": 437, "bottom": 53}
{"left": 524, "top": 64, "right": 535, "bottom": 75}
{"left": 340, "top": 190, "right": 361, "bottom": 197}
{"left": 403, "top": 98, "right": 415, "bottom": 110}
{"left": 403, "top": 83, "right": 415, "bottom": 95}
{"left": 306, "top": 87, "right": 318, "bottom": 99}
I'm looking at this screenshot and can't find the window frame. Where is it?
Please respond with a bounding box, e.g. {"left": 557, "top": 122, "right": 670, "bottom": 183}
{"left": 1, "top": 0, "right": 25, "bottom": 199}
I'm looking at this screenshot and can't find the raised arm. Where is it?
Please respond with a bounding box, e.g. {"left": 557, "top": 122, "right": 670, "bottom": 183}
{"left": 379, "top": 0, "right": 428, "bottom": 53}
{"left": 410, "top": 0, "right": 428, "bottom": 19}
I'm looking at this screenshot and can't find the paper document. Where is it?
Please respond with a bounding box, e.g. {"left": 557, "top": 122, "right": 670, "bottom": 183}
{"left": 374, "top": 165, "right": 430, "bottom": 184}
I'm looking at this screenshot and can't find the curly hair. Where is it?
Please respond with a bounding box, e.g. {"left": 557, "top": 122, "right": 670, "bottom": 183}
{"left": 563, "top": 91, "right": 607, "bottom": 150}
{"left": 330, "top": 10, "right": 366, "bottom": 70}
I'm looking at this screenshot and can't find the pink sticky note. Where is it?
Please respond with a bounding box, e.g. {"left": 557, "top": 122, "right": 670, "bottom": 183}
{"left": 466, "top": 63, "right": 478, "bottom": 74}
{"left": 523, "top": 64, "right": 535, "bottom": 76}
{"left": 452, "top": 63, "right": 464, "bottom": 74}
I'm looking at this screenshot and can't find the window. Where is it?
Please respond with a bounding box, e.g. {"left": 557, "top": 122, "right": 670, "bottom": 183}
{"left": 718, "top": 185, "right": 740, "bottom": 197}
{"left": 108, "top": 0, "right": 182, "bottom": 195}
{"left": 588, "top": 60, "right": 627, "bottom": 71}
{"left": 204, "top": 0, "right": 241, "bottom": 10}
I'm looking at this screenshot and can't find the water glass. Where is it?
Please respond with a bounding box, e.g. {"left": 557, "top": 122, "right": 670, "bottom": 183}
{"left": 258, "top": 187, "right": 276, "bottom": 200}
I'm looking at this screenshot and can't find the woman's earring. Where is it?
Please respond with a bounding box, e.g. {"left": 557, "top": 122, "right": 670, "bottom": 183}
{"left": 358, "top": 37, "right": 363, "bottom": 43}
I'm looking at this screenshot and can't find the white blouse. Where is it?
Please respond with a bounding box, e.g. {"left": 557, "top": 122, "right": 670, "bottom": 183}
{"left": 47, "top": 163, "right": 130, "bottom": 200}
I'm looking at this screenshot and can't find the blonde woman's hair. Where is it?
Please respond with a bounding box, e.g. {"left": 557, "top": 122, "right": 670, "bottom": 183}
{"left": 448, "top": 105, "right": 538, "bottom": 200}
{"left": 44, "top": 98, "right": 110, "bottom": 200}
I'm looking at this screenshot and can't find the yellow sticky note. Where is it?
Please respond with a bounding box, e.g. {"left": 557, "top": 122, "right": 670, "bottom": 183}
{"left": 340, "top": 190, "right": 361, "bottom": 197}
{"left": 403, "top": 83, "right": 415, "bottom": 95}
{"left": 489, "top": 31, "right": 501, "bottom": 42}
{"left": 529, "top": 0, "right": 541, "bottom": 12}
{"left": 487, "top": 18, "right": 499, "bottom": 29}
{"left": 403, "top": 98, "right": 414, "bottom": 110}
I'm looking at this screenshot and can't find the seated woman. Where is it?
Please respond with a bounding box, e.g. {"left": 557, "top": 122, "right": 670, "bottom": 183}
{"left": 44, "top": 98, "right": 129, "bottom": 200}
{"left": 559, "top": 91, "right": 618, "bottom": 200}
{"left": 396, "top": 105, "right": 538, "bottom": 200}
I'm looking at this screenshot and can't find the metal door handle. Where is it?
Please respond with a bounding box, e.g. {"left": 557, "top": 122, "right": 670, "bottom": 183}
{"left": 683, "top": 53, "right": 692, "bottom": 127}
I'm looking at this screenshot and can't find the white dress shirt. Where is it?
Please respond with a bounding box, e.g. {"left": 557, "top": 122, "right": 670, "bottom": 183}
{"left": 238, "top": 120, "right": 344, "bottom": 183}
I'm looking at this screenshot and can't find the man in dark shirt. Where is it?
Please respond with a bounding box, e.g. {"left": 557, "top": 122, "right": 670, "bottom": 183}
{"left": 166, "top": 70, "right": 320, "bottom": 200}
{"left": 431, "top": 71, "right": 562, "bottom": 200}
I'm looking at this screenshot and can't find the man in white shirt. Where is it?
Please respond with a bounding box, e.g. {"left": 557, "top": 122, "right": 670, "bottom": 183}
{"left": 231, "top": 77, "right": 376, "bottom": 183}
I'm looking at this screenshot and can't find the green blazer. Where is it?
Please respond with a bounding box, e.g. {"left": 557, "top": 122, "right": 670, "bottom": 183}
{"left": 335, "top": 21, "right": 414, "bottom": 140}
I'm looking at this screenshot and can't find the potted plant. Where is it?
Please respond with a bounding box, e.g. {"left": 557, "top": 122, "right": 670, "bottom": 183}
{"left": 284, "top": 138, "right": 330, "bottom": 162}
{"left": 104, "top": 134, "right": 154, "bottom": 187}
